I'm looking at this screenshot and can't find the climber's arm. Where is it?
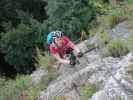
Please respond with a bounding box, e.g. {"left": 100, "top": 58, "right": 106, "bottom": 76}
{"left": 53, "top": 53, "right": 70, "bottom": 64}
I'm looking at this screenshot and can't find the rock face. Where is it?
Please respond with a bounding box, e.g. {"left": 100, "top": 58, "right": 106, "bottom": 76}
{"left": 30, "top": 68, "right": 48, "bottom": 85}
{"left": 89, "top": 21, "right": 133, "bottom": 100}
{"left": 90, "top": 53, "right": 133, "bottom": 100}
{"left": 38, "top": 50, "right": 133, "bottom": 100}
{"left": 108, "top": 21, "right": 132, "bottom": 44}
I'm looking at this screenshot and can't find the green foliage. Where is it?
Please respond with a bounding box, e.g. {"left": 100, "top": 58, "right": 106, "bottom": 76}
{"left": 1, "top": 21, "right": 13, "bottom": 32}
{"left": 0, "top": 23, "right": 39, "bottom": 72}
{"left": 89, "top": 0, "right": 109, "bottom": 15}
{"left": 127, "top": 0, "right": 133, "bottom": 3}
{"left": 0, "top": 9, "right": 48, "bottom": 74}
{"left": 53, "top": 83, "right": 96, "bottom": 100}
{"left": 27, "top": 71, "right": 59, "bottom": 100}
{"left": 107, "top": 3, "right": 130, "bottom": 28}
{"left": 44, "top": 0, "right": 95, "bottom": 41}
{"left": 103, "top": 39, "right": 129, "bottom": 57}
{"left": 53, "top": 96, "right": 60, "bottom": 100}
{"left": 16, "top": 11, "right": 46, "bottom": 45}
{"left": 88, "top": 1, "right": 110, "bottom": 36}
{"left": 35, "top": 48, "right": 56, "bottom": 70}
{"left": 79, "top": 83, "right": 96, "bottom": 100}
{"left": 0, "top": 0, "right": 46, "bottom": 28}
{"left": 89, "top": 0, "right": 131, "bottom": 35}
{"left": 0, "top": 70, "right": 59, "bottom": 100}
{"left": 0, "top": 75, "right": 30, "bottom": 100}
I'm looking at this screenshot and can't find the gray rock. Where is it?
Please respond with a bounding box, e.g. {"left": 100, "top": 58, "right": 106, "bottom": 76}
{"left": 75, "top": 35, "right": 97, "bottom": 54}
{"left": 108, "top": 21, "right": 131, "bottom": 44}
{"left": 63, "top": 89, "right": 80, "bottom": 100}
{"left": 88, "top": 56, "right": 120, "bottom": 89}
{"left": 90, "top": 90, "right": 109, "bottom": 100}
{"left": 30, "top": 68, "right": 48, "bottom": 85}
{"left": 90, "top": 52, "right": 133, "bottom": 100}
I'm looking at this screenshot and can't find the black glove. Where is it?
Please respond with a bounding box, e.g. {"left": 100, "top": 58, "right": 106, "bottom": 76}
{"left": 70, "top": 61, "right": 76, "bottom": 66}
{"left": 77, "top": 52, "right": 83, "bottom": 57}
{"left": 70, "top": 57, "right": 76, "bottom": 66}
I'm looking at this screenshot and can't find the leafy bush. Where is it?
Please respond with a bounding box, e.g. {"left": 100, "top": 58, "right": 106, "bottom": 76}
{"left": 103, "top": 39, "right": 129, "bottom": 57}
{"left": 89, "top": 0, "right": 109, "bottom": 15}
{"left": 0, "top": 0, "right": 46, "bottom": 29}
{"left": 108, "top": 4, "right": 129, "bottom": 28}
{"left": 0, "top": 17, "right": 47, "bottom": 73}
{"left": 0, "top": 70, "right": 59, "bottom": 100}
{"left": 90, "top": 0, "right": 131, "bottom": 35}
{"left": 44, "top": 0, "right": 96, "bottom": 41}
{"left": 0, "top": 23, "right": 38, "bottom": 72}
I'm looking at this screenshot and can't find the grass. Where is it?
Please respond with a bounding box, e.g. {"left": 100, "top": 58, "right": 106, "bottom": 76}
{"left": 0, "top": 70, "right": 59, "bottom": 100}
{"left": 97, "top": 32, "right": 109, "bottom": 49}
{"left": 52, "top": 83, "right": 96, "bottom": 100}
{"left": 102, "top": 39, "right": 129, "bottom": 57}
{"left": 0, "top": 75, "right": 30, "bottom": 100}
{"left": 35, "top": 47, "right": 56, "bottom": 71}
{"left": 17, "top": 48, "right": 59, "bottom": 100}
{"left": 89, "top": 0, "right": 132, "bottom": 37}
{"left": 0, "top": 47, "right": 59, "bottom": 100}
{"left": 27, "top": 72, "right": 59, "bottom": 100}
{"left": 79, "top": 83, "right": 96, "bottom": 100}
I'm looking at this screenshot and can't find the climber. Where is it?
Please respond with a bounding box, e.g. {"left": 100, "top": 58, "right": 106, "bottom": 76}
{"left": 46, "top": 31, "right": 82, "bottom": 68}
